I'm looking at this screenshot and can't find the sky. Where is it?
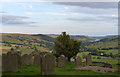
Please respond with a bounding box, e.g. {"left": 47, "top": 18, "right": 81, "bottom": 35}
{"left": 0, "top": 1, "right": 118, "bottom": 36}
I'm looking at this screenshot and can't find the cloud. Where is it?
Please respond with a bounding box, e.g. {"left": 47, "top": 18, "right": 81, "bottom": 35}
{"left": 45, "top": 12, "right": 68, "bottom": 15}
{"left": 72, "top": 7, "right": 117, "bottom": 15}
{"left": 53, "top": 2, "right": 118, "bottom": 9}
{"left": 0, "top": 11, "right": 6, "bottom": 13}
{"left": 0, "top": 15, "right": 37, "bottom": 27}
{"left": 67, "top": 15, "right": 117, "bottom": 22}
{"left": 45, "top": 12, "right": 80, "bottom": 16}
{"left": 64, "top": 6, "right": 69, "bottom": 10}
{"left": 53, "top": 2, "right": 117, "bottom": 16}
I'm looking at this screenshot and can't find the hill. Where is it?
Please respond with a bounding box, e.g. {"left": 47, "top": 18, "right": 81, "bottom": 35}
{"left": 85, "top": 36, "right": 119, "bottom": 57}
{"left": 1, "top": 33, "right": 55, "bottom": 54}
{"left": 1, "top": 33, "right": 119, "bottom": 57}
{"left": 1, "top": 33, "right": 98, "bottom": 54}
{"left": 85, "top": 36, "right": 119, "bottom": 50}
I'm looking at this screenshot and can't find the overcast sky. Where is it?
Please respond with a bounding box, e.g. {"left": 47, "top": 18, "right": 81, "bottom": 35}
{"left": 0, "top": 2, "right": 118, "bottom": 36}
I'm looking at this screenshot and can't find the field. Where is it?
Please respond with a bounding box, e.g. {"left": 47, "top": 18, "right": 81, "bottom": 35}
{"left": 77, "top": 52, "right": 119, "bottom": 68}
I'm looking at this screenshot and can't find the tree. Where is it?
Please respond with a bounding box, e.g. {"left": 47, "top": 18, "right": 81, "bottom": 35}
{"left": 54, "top": 32, "right": 81, "bottom": 61}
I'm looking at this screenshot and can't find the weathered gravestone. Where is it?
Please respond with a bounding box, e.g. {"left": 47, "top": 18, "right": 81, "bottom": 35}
{"left": 75, "top": 56, "right": 82, "bottom": 66}
{"left": 2, "top": 52, "right": 18, "bottom": 72}
{"left": 86, "top": 53, "right": 92, "bottom": 66}
{"left": 34, "top": 54, "right": 41, "bottom": 65}
{"left": 103, "top": 62, "right": 112, "bottom": 68}
{"left": 41, "top": 54, "right": 55, "bottom": 75}
{"left": 21, "top": 54, "right": 32, "bottom": 65}
{"left": 57, "top": 55, "right": 65, "bottom": 67}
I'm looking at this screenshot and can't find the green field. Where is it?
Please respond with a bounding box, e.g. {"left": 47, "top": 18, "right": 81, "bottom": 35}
{"left": 77, "top": 52, "right": 119, "bottom": 69}
{"left": 2, "top": 62, "right": 119, "bottom": 75}
{"left": 99, "top": 49, "right": 118, "bottom": 56}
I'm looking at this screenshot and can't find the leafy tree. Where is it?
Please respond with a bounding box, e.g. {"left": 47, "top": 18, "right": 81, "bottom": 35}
{"left": 54, "top": 32, "right": 81, "bottom": 61}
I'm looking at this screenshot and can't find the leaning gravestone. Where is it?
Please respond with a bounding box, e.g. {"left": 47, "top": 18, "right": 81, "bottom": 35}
{"left": 34, "top": 54, "right": 41, "bottom": 65}
{"left": 2, "top": 52, "right": 18, "bottom": 72}
{"left": 75, "top": 56, "right": 82, "bottom": 66}
{"left": 86, "top": 53, "right": 92, "bottom": 66}
{"left": 21, "top": 54, "right": 32, "bottom": 65}
{"left": 57, "top": 55, "right": 65, "bottom": 67}
{"left": 41, "top": 54, "right": 55, "bottom": 75}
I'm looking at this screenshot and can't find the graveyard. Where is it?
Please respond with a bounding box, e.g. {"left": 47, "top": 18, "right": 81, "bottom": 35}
{"left": 1, "top": 33, "right": 120, "bottom": 76}
{"left": 2, "top": 50, "right": 119, "bottom": 76}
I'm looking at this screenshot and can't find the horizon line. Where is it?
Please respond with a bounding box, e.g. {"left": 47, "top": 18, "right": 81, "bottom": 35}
{"left": 1, "top": 32, "right": 119, "bottom": 37}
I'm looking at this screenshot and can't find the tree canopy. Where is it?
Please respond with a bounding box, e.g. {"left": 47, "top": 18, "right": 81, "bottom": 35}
{"left": 54, "top": 32, "right": 81, "bottom": 60}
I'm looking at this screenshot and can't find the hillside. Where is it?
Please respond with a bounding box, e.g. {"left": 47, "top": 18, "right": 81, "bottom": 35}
{"left": 1, "top": 33, "right": 119, "bottom": 57}
{"left": 85, "top": 36, "right": 119, "bottom": 57}
{"left": 1, "top": 33, "right": 55, "bottom": 54}
{"left": 1, "top": 33, "right": 98, "bottom": 54}
{"left": 85, "top": 36, "right": 119, "bottom": 49}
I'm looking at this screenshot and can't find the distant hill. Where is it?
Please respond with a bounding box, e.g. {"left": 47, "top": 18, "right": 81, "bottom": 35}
{"left": 2, "top": 33, "right": 119, "bottom": 55}
{"left": 48, "top": 34, "right": 97, "bottom": 47}
{"left": 94, "top": 35, "right": 119, "bottom": 39}
{"left": 85, "top": 36, "right": 119, "bottom": 50}
{"left": 1, "top": 33, "right": 55, "bottom": 54}
{"left": 32, "top": 34, "right": 55, "bottom": 42}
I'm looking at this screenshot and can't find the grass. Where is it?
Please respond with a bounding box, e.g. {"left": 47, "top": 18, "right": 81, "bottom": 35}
{"left": 2, "top": 62, "right": 119, "bottom": 75}
{"left": 99, "top": 49, "right": 118, "bottom": 55}
{"left": 77, "top": 52, "right": 119, "bottom": 69}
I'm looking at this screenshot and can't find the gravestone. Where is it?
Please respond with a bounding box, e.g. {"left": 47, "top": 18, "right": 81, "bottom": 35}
{"left": 86, "top": 53, "right": 92, "bottom": 66}
{"left": 34, "top": 54, "right": 41, "bottom": 65}
{"left": 2, "top": 52, "right": 18, "bottom": 72}
{"left": 65, "top": 57, "right": 68, "bottom": 63}
{"left": 57, "top": 55, "right": 65, "bottom": 67}
{"left": 103, "top": 62, "right": 112, "bottom": 68}
{"left": 21, "top": 54, "right": 32, "bottom": 65}
{"left": 75, "top": 56, "right": 82, "bottom": 66}
{"left": 16, "top": 54, "right": 22, "bottom": 66}
{"left": 41, "top": 54, "right": 55, "bottom": 75}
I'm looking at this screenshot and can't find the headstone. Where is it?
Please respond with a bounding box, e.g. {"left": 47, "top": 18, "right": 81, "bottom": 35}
{"left": 86, "top": 53, "right": 92, "bottom": 66}
{"left": 34, "top": 54, "right": 41, "bottom": 65}
{"left": 2, "top": 52, "right": 18, "bottom": 72}
{"left": 16, "top": 54, "right": 22, "bottom": 66}
{"left": 75, "top": 56, "right": 82, "bottom": 66}
{"left": 21, "top": 54, "right": 32, "bottom": 65}
{"left": 41, "top": 54, "right": 55, "bottom": 75}
{"left": 65, "top": 57, "right": 68, "bottom": 63}
{"left": 103, "top": 62, "right": 112, "bottom": 68}
{"left": 57, "top": 55, "right": 65, "bottom": 67}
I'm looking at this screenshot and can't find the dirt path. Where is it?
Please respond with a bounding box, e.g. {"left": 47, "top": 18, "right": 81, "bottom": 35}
{"left": 74, "top": 66, "right": 118, "bottom": 73}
